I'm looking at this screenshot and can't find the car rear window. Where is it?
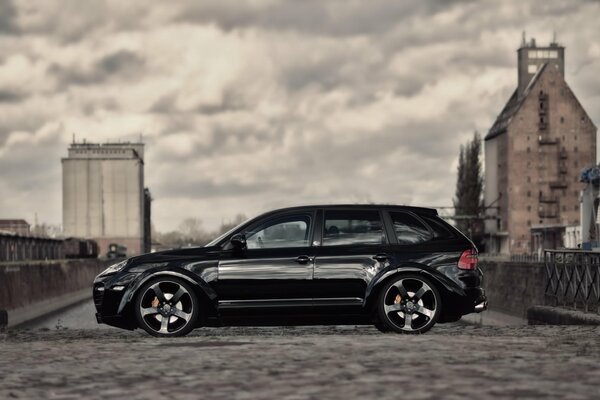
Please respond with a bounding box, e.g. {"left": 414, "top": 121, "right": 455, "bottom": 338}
{"left": 389, "top": 212, "right": 432, "bottom": 245}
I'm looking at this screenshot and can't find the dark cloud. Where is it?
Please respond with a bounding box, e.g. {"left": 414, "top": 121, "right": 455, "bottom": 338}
{"left": 176, "top": 0, "right": 474, "bottom": 37}
{"left": 0, "top": 89, "right": 24, "bottom": 103}
{"left": 0, "top": 0, "right": 18, "bottom": 34}
{"left": 50, "top": 50, "right": 145, "bottom": 88}
{"left": 157, "top": 178, "right": 276, "bottom": 199}
{"left": 150, "top": 88, "right": 249, "bottom": 115}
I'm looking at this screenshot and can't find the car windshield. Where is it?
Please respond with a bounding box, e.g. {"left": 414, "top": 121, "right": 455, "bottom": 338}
{"left": 205, "top": 216, "right": 253, "bottom": 247}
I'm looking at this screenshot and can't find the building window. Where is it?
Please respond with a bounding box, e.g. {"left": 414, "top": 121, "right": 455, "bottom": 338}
{"left": 527, "top": 191, "right": 531, "bottom": 197}
{"left": 560, "top": 117, "right": 564, "bottom": 123}
{"left": 574, "top": 146, "right": 578, "bottom": 152}
{"left": 575, "top": 204, "right": 579, "bottom": 211}
{"left": 527, "top": 147, "right": 531, "bottom": 153}
{"left": 527, "top": 220, "right": 531, "bottom": 227}
{"left": 527, "top": 205, "right": 531, "bottom": 211}
{"left": 527, "top": 176, "right": 531, "bottom": 183}
{"left": 528, "top": 64, "right": 538, "bottom": 73}
{"left": 562, "top": 206, "right": 566, "bottom": 212}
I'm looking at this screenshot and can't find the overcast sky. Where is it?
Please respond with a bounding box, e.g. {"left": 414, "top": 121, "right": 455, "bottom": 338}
{"left": 0, "top": 0, "right": 599, "bottom": 232}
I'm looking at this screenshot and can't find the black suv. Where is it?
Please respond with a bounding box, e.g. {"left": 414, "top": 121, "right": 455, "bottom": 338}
{"left": 93, "top": 205, "right": 487, "bottom": 337}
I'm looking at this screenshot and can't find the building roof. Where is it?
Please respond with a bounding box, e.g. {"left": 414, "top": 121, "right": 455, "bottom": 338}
{"left": 0, "top": 219, "right": 29, "bottom": 225}
{"left": 485, "top": 63, "right": 548, "bottom": 141}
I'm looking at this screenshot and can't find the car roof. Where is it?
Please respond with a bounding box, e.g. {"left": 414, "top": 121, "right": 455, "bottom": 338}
{"left": 260, "top": 204, "right": 438, "bottom": 216}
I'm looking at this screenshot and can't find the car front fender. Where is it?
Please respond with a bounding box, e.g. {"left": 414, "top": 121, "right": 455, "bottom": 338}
{"left": 117, "top": 268, "right": 218, "bottom": 315}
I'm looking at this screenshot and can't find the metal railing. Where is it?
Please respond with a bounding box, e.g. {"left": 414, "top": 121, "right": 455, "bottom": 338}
{"left": 545, "top": 249, "right": 600, "bottom": 313}
{"left": 480, "top": 253, "right": 544, "bottom": 263}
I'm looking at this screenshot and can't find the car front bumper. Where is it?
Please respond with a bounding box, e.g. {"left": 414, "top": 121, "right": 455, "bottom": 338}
{"left": 93, "top": 272, "right": 140, "bottom": 330}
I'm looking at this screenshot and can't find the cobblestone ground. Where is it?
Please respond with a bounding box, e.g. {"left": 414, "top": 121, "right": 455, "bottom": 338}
{"left": 1, "top": 324, "right": 600, "bottom": 399}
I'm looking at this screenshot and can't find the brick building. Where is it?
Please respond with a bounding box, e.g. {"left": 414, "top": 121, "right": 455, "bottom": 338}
{"left": 0, "top": 219, "right": 30, "bottom": 235}
{"left": 484, "top": 37, "right": 597, "bottom": 254}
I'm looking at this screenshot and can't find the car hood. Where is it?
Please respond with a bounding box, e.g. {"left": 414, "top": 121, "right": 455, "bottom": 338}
{"left": 127, "top": 245, "right": 222, "bottom": 265}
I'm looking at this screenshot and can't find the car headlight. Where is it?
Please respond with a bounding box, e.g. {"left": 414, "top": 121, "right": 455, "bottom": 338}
{"left": 100, "top": 260, "right": 128, "bottom": 276}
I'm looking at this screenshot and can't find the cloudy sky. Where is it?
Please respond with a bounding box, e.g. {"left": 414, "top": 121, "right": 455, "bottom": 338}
{"left": 0, "top": 0, "right": 599, "bottom": 232}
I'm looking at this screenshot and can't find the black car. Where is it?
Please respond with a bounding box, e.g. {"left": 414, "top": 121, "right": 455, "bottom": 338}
{"left": 93, "top": 205, "right": 487, "bottom": 337}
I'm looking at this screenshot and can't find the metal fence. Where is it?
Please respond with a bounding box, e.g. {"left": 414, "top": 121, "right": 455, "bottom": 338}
{"left": 480, "top": 253, "right": 544, "bottom": 263}
{"left": 545, "top": 249, "right": 600, "bottom": 313}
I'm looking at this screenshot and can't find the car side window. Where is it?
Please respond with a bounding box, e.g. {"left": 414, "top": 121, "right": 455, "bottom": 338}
{"left": 246, "top": 215, "right": 311, "bottom": 249}
{"left": 420, "top": 215, "right": 455, "bottom": 239}
{"left": 390, "top": 212, "right": 432, "bottom": 245}
{"left": 323, "top": 210, "right": 386, "bottom": 246}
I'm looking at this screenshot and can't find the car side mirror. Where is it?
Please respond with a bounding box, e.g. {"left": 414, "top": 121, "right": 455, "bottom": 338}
{"left": 230, "top": 233, "right": 247, "bottom": 250}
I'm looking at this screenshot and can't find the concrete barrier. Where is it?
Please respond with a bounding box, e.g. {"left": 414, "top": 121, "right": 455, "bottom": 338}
{"left": 478, "top": 260, "right": 545, "bottom": 318}
{"left": 0, "top": 259, "right": 112, "bottom": 327}
{"left": 528, "top": 305, "right": 600, "bottom": 325}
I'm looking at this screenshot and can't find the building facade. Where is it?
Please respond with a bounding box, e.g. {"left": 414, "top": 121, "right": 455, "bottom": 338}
{"left": 62, "top": 142, "right": 151, "bottom": 256}
{"left": 484, "top": 37, "right": 597, "bottom": 254}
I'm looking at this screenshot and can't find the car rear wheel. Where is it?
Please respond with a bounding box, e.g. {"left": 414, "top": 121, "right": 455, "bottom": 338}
{"left": 135, "top": 278, "right": 199, "bottom": 337}
{"left": 376, "top": 274, "right": 441, "bottom": 334}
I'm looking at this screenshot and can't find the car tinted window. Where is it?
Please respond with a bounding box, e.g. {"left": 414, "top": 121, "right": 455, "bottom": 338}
{"left": 246, "top": 215, "right": 311, "bottom": 249}
{"left": 390, "top": 212, "right": 432, "bottom": 245}
{"left": 323, "top": 210, "right": 385, "bottom": 246}
{"left": 420, "top": 215, "right": 455, "bottom": 239}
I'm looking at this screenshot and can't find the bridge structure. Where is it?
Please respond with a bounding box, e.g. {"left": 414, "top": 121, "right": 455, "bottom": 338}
{"left": 0, "top": 232, "right": 64, "bottom": 262}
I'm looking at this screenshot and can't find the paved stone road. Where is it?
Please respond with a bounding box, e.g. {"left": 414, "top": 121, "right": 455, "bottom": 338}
{"left": 2, "top": 324, "right": 600, "bottom": 399}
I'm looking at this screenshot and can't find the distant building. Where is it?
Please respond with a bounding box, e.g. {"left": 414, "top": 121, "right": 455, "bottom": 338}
{"left": 484, "top": 36, "right": 597, "bottom": 254}
{"left": 62, "top": 142, "right": 152, "bottom": 256}
{"left": 0, "top": 219, "right": 30, "bottom": 235}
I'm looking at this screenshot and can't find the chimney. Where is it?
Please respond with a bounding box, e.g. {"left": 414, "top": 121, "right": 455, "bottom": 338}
{"left": 517, "top": 34, "right": 565, "bottom": 97}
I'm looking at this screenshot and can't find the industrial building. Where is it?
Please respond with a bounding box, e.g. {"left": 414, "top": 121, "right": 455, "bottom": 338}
{"left": 484, "top": 36, "right": 597, "bottom": 254}
{"left": 62, "top": 142, "right": 151, "bottom": 256}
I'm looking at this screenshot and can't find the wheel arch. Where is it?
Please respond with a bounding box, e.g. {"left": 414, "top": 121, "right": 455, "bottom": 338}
{"left": 364, "top": 264, "right": 458, "bottom": 317}
{"left": 118, "top": 269, "right": 219, "bottom": 318}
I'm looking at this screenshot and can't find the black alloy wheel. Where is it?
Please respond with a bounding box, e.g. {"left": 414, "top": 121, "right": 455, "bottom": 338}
{"left": 377, "top": 274, "right": 441, "bottom": 334}
{"left": 135, "top": 278, "right": 199, "bottom": 337}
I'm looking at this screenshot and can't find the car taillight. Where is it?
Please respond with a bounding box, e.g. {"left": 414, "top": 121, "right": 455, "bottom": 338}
{"left": 458, "top": 249, "right": 478, "bottom": 270}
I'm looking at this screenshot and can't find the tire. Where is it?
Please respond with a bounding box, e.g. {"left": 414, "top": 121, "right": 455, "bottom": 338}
{"left": 373, "top": 319, "right": 392, "bottom": 333}
{"left": 135, "top": 277, "right": 200, "bottom": 337}
{"left": 376, "top": 273, "right": 441, "bottom": 334}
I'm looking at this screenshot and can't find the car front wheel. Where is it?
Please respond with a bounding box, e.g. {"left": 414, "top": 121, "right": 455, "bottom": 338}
{"left": 135, "top": 277, "right": 199, "bottom": 337}
{"left": 376, "top": 274, "right": 441, "bottom": 334}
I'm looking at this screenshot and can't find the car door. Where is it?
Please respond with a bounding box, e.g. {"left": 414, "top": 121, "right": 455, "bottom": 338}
{"left": 216, "top": 211, "right": 317, "bottom": 313}
{"left": 312, "top": 209, "right": 391, "bottom": 307}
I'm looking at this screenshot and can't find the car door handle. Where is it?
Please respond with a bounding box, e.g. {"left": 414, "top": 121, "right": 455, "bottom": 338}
{"left": 372, "top": 254, "right": 389, "bottom": 262}
{"left": 295, "top": 255, "right": 313, "bottom": 264}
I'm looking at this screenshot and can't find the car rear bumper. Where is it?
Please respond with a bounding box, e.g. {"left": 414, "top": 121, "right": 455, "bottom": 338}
{"left": 466, "top": 288, "right": 487, "bottom": 314}
{"left": 474, "top": 294, "right": 488, "bottom": 313}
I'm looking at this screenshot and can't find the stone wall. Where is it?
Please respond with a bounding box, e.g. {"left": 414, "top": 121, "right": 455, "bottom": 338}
{"left": 479, "top": 260, "right": 546, "bottom": 318}
{"left": 0, "top": 259, "right": 112, "bottom": 311}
